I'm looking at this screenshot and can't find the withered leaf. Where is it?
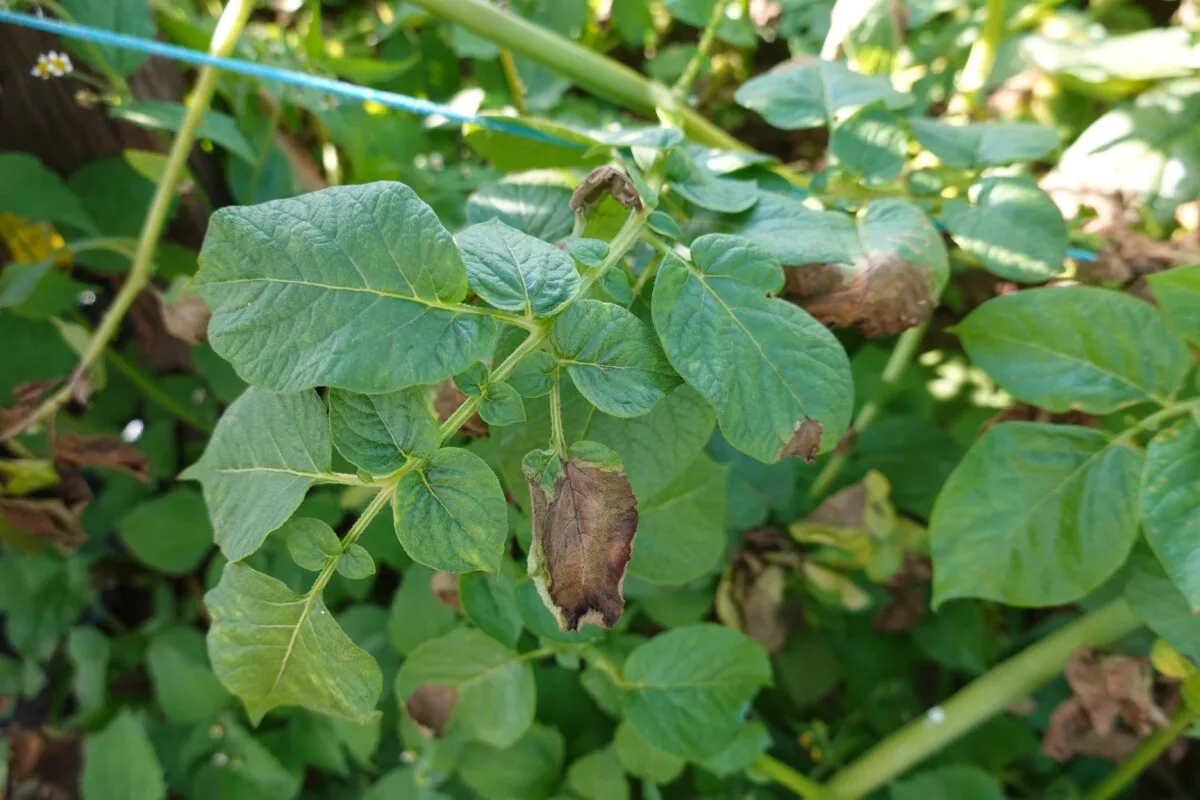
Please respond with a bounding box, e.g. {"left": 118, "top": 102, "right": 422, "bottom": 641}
{"left": 785, "top": 256, "right": 934, "bottom": 337}
{"left": 405, "top": 683, "right": 458, "bottom": 739}
{"left": 431, "top": 571, "right": 463, "bottom": 612}
{"left": 570, "top": 166, "right": 642, "bottom": 211}
{"left": 779, "top": 419, "right": 823, "bottom": 462}
{"left": 160, "top": 289, "right": 211, "bottom": 345}
{"left": 1, "top": 379, "right": 58, "bottom": 434}
{"left": 524, "top": 441, "right": 638, "bottom": 632}
{"left": 54, "top": 433, "right": 150, "bottom": 481}
{"left": 0, "top": 497, "right": 87, "bottom": 552}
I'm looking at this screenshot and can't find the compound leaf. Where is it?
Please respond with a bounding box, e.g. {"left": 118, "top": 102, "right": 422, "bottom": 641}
{"left": 622, "top": 624, "right": 771, "bottom": 759}
{"left": 930, "top": 423, "right": 1142, "bottom": 607}
{"left": 394, "top": 448, "right": 508, "bottom": 573}
{"left": 205, "top": 563, "right": 382, "bottom": 724}
{"left": 652, "top": 234, "right": 852, "bottom": 463}
{"left": 195, "top": 182, "right": 495, "bottom": 393}
{"left": 180, "top": 388, "right": 331, "bottom": 562}
{"left": 956, "top": 286, "right": 1189, "bottom": 413}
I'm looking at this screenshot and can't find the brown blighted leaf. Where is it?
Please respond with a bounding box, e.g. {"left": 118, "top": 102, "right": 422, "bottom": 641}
{"left": 54, "top": 432, "right": 149, "bottom": 481}
{"left": 779, "top": 419, "right": 823, "bottom": 462}
{"left": 1042, "top": 647, "right": 1172, "bottom": 763}
{"left": 129, "top": 290, "right": 191, "bottom": 372}
{"left": 0, "top": 498, "right": 88, "bottom": 552}
{"left": 985, "top": 402, "right": 1096, "bottom": 431}
{"left": 405, "top": 684, "right": 458, "bottom": 739}
{"left": 785, "top": 256, "right": 934, "bottom": 337}
{"left": 570, "top": 165, "right": 642, "bottom": 211}
{"left": 159, "top": 280, "right": 211, "bottom": 345}
{"left": 872, "top": 554, "right": 932, "bottom": 633}
{"left": 1, "top": 379, "right": 58, "bottom": 433}
{"left": 524, "top": 441, "right": 637, "bottom": 632}
{"left": 433, "top": 379, "right": 487, "bottom": 438}
{"left": 431, "top": 571, "right": 462, "bottom": 613}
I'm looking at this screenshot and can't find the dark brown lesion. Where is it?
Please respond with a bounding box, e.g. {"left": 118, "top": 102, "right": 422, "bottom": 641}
{"left": 785, "top": 256, "right": 933, "bottom": 337}
{"left": 404, "top": 684, "right": 458, "bottom": 739}
{"left": 570, "top": 166, "right": 642, "bottom": 212}
{"left": 779, "top": 418, "right": 823, "bottom": 462}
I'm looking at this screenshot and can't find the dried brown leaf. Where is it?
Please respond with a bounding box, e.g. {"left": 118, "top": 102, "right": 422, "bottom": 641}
{"left": 431, "top": 571, "right": 462, "bottom": 613}
{"left": 54, "top": 432, "right": 149, "bottom": 481}
{"left": 785, "top": 256, "right": 934, "bottom": 337}
{"left": 404, "top": 684, "right": 458, "bottom": 739}
{"left": 524, "top": 442, "right": 638, "bottom": 631}
{"left": 0, "top": 497, "right": 87, "bottom": 552}
{"left": 1, "top": 379, "right": 58, "bottom": 432}
{"left": 780, "top": 419, "right": 823, "bottom": 462}
{"left": 160, "top": 290, "right": 211, "bottom": 345}
{"left": 129, "top": 291, "right": 191, "bottom": 372}
{"left": 570, "top": 165, "right": 642, "bottom": 211}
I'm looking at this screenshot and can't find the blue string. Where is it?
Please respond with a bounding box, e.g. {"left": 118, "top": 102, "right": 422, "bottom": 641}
{"left": 0, "top": 9, "right": 1100, "bottom": 263}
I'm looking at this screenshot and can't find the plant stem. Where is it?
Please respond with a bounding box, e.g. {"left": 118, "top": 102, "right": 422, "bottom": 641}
{"left": 751, "top": 755, "right": 838, "bottom": 800}
{"left": 807, "top": 323, "right": 926, "bottom": 502}
{"left": 0, "top": 0, "right": 255, "bottom": 443}
{"left": 826, "top": 599, "right": 1142, "bottom": 799}
{"left": 102, "top": 347, "right": 214, "bottom": 433}
{"left": 549, "top": 371, "right": 567, "bottom": 457}
{"left": 1084, "top": 702, "right": 1198, "bottom": 800}
{"left": 499, "top": 49, "right": 527, "bottom": 115}
{"left": 673, "top": 0, "right": 730, "bottom": 98}
{"left": 308, "top": 485, "right": 393, "bottom": 597}
{"left": 950, "top": 0, "right": 1006, "bottom": 115}
{"left": 408, "top": 0, "right": 770, "bottom": 158}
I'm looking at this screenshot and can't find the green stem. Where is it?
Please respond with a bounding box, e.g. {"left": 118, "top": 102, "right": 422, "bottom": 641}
{"left": 0, "top": 0, "right": 255, "bottom": 443}
{"left": 101, "top": 347, "right": 214, "bottom": 434}
{"left": 951, "top": 0, "right": 1006, "bottom": 115}
{"left": 827, "top": 599, "right": 1142, "bottom": 799}
{"left": 499, "top": 49, "right": 527, "bottom": 115}
{"left": 308, "top": 485, "right": 393, "bottom": 597}
{"left": 409, "top": 0, "right": 743, "bottom": 154}
{"left": 807, "top": 323, "right": 926, "bottom": 502}
{"left": 1084, "top": 702, "right": 1198, "bottom": 800}
{"left": 751, "top": 755, "right": 838, "bottom": 800}
{"left": 549, "top": 370, "right": 567, "bottom": 457}
{"left": 673, "top": 0, "right": 730, "bottom": 98}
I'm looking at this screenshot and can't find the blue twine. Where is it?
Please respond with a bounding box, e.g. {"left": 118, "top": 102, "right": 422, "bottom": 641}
{"left": 0, "top": 9, "right": 1099, "bottom": 263}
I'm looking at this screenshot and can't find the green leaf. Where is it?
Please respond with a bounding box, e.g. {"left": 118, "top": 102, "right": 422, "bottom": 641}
{"left": 205, "top": 563, "right": 382, "bottom": 724}
{"left": 830, "top": 104, "right": 907, "bottom": 183}
{"left": 734, "top": 60, "right": 910, "bottom": 130}
{"left": 930, "top": 423, "right": 1142, "bottom": 607}
{"left": 1147, "top": 264, "right": 1200, "bottom": 346}
{"left": 479, "top": 382, "right": 527, "bottom": 426}
{"left": 66, "top": 626, "right": 109, "bottom": 717}
{"left": 940, "top": 177, "right": 1068, "bottom": 282}
{"left": 621, "top": 623, "right": 771, "bottom": 758}
{"left": 458, "top": 219, "right": 581, "bottom": 316}
{"left": 909, "top": 119, "right": 1059, "bottom": 169}
{"left": 465, "top": 116, "right": 608, "bottom": 171}
{"left": 652, "top": 234, "right": 852, "bottom": 463}
{"left": 455, "top": 362, "right": 490, "bottom": 396}
{"left": 666, "top": 0, "right": 755, "bottom": 46}
{"left": 194, "top": 182, "right": 496, "bottom": 393}
{"left": 567, "top": 748, "right": 630, "bottom": 800}
{"left": 551, "top": 299, "right": 679, "bottom": 418}
{"left": 889, "top": 765, "right": 1007, "bottom": 800}
{"left": 666, "top": 151, "right": 759, "bottom": 214}
{"left": 388, "top": 564, "right": 459, "bottom": 654}
{"left": 0, "top": 152, "right": 96, "bottom": 232}
{"left": 460, "top": 566, "right": 524, "bottom": 647}
{"left": 458, "top": 724, "right": 565, "bottom": 800}
{"left": 81, "top": 713, "right": 165, "bottom": 800}
{"left": 955, "top": 286, "right": 1190, "bottom": 413}
{"left": 1125, "top": 547, "right": 1200, "bottom": 662}
{"left": 117, "top": 489, "right": 212, "bottom": 574}
{"left": 60, "top": 0, "right": 155, "bottom": 76}
{"left": 362, "top": 767, "right": 450, "bottom": 800}
{"left": 337, "top": 545, "right": 375, "bottom": 579}
{"left": 147, "top": 626, "right": 229, "bottom": 723}
{"left": 328, "top": 387, "right": 439, "bottom": 475}
{"left": 699, "top": 720, "right": 772, "bottom": 777}
{"left": 614, "top": 720, "right": 684, "bottom": 785}
{"left": 1053, "top": 78, "right": 1200, "bottom": 222}
{"left": 396, "top": 628, "right": 536, "bottom": 747}
{"left": 0, "top": 552, "right": 91, "bottom": 661}
{"left": 283, "top": 517, "right": 341, "bottom": 571}
{"left": 507, "top": 348, "right": 558, "bottom": 398}
{"left": 466, "top": 171, "right": 576, "bottom": 244}
{"left": 1141, "top": 420, "right": 1200, "bottom": 611}
{"left": 629, "top": 454, "right": 728, "bottom": 585}
{"left": 181, "top": 388, "right": 331, "bottom": 562}
{"left": 110, "top": 102, "right": 256, "bottom": 163}
{"left": 394, "top": 448, "right": 508, "bottom": 572}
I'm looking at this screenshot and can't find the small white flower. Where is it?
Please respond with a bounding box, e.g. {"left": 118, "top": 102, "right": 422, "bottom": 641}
{"left": 46, "top": 51, "right": 73, "bottom": 76}
{"left": 30, "top": 54, "right": 53, "bottom": 80}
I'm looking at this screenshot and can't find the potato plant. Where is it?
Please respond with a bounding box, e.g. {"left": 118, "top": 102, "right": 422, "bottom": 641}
{"left": 2, "top": 0, "right": 1200, "bottom": 798}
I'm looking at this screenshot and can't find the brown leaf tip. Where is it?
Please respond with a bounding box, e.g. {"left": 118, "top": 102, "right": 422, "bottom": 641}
{"left": 404, "top": 683, "right": 458, "bottom": 739}
{"left": 570, "top": 166, "right": 642, "bottom": 212}
{"left": 779, "top": 418, "right": 823, "bottom": 462}
{"left": 525, "top": 445, "right": 638, "bottom": 632}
